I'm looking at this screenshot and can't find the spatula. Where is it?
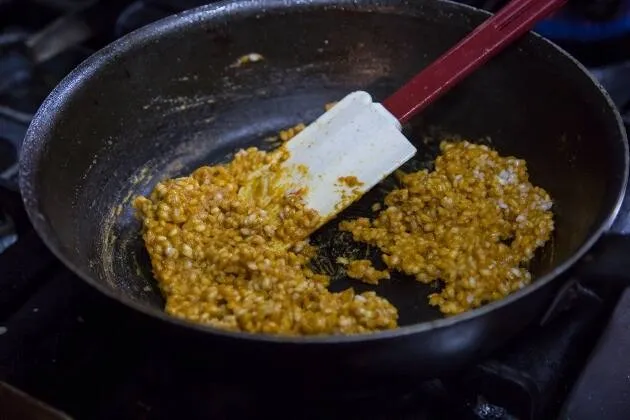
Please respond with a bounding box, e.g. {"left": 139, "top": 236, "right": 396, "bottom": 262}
{"left": 241, "top": 0, "right": 567, "bottom": 230}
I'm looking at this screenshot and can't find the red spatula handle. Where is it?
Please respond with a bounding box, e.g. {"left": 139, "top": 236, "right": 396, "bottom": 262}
{"left": 383, "top": 0, "right": 568, "bottom": 124}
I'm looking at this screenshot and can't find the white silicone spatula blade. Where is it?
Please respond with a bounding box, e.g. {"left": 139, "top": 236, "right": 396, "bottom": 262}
{"left": 278, "top": 91, "right": 416, "bottom": 222}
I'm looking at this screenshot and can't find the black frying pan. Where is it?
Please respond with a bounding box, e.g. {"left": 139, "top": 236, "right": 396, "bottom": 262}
{"left": 18, "top": 0, "right": 630, "bottom": 384}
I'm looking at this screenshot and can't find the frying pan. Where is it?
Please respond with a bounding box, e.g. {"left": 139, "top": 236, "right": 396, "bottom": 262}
{"left": 18, "top": 0, "right": 630, "bottom": 384}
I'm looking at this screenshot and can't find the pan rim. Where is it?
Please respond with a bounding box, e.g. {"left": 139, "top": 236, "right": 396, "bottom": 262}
{"left": 19, "top": 0, "right": 629, "bottom": 345}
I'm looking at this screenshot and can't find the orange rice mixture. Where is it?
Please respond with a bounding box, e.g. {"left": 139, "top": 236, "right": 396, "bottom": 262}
{"left": 134, "top": 122, "right": 554, "bottom": 334}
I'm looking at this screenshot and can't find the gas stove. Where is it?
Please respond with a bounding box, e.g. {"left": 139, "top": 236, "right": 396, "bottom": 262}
{"left": 1, "top": 1, "right": 630, "bottom": 419}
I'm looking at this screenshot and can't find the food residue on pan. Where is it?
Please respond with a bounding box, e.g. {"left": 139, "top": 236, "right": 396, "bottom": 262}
{"left": 230, "top": 53, "right": 265, "bottom": 68}
{"left": 133, "top": 108, "right": 554, "bottom": 335}
{"left": 345, "top": 259, "right": 390, "bottom": 285}
{"left": 279, "top": 123, "right": 306, "bottom": 142}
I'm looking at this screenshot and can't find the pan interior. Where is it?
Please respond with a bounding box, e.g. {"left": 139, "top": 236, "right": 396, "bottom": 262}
{"left": 26, "top": 1, "right": 627, "bottom": 328}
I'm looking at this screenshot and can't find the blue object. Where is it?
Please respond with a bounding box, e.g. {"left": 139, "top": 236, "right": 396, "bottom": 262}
{"left": 535, "top": 1, "right": 630, "bottom": 42}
